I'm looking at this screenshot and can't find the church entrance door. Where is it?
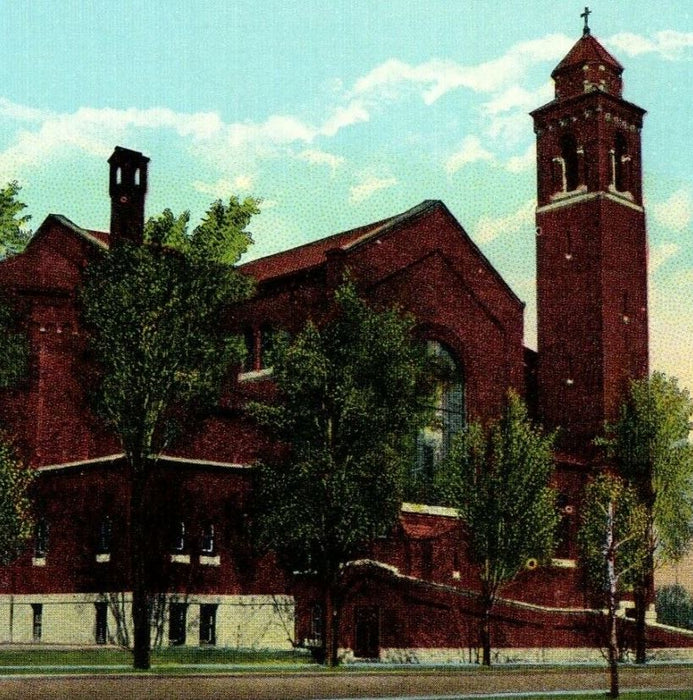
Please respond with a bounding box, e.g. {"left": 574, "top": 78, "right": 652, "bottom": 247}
{"left": 354, "top": 605, "right": 380, "bottom": 659}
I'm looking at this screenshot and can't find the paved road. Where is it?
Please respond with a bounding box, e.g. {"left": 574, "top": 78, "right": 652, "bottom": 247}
{"left": 1, "top": 667, "right": 693, "bottom": 700}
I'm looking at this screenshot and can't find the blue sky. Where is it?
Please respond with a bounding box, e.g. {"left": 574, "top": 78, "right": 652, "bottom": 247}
{"left": 2, "top": 1, "right": 693, "bottom": 389}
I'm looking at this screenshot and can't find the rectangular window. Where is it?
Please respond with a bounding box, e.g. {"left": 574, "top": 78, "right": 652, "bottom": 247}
{"left": 31, "top": 604, "right": 42, "bottom": 642}
{"left": 35, "top": 520, "right": 48, "bottom": 558}
{"left": 199, "top": 604, "right": 217, "bottom": 646}
{"left": 169, "top": 602, "right": 187, "bottom": 646}
{"left": 95, "top": 602, "right": 108, "bottom": 645}
{"left": 97, "top": 517, "right": 112, "bottom": 555}
{"left": 310, "top": 603, "right": 323, "bottom": 642}
{"left": 171, "top": 521, "right": 186, "bottom": 553}
{"left": 201, "top": 523, "right": 215, "bottom": 554}
{"left": 421, "top": 541, "right": 434, "bottom": 578}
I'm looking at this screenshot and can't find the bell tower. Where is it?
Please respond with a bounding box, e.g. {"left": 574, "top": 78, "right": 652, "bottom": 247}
{"left": 531, "top": 15, "right": 648, "bottom": 453}
{"left": 108, "top": 146, "right": 150, "bottom": 245}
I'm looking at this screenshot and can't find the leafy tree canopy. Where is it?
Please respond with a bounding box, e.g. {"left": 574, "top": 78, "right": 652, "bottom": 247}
{"left": 0, "top": 181, "right": 31, "bottom": 387}
{"left": 0, "top": 302, "right": 27, "bottom": 389}
{"left": 251, "top": 282, "right": 431, "bottom": 578}
{"left": 437, "top": 392, "right": 558, "bottom": 594}
{"left": 578, "top": 473, "right": 649, "bottom": 596}
{"left": 81, "top": 196, "right": 257, "bottom": 462}
{"left": 144, "top": 196, "right": 257, "bottom": 265}
{"left": 0, "top": 436, "right": 34, "bottom": 565}
{"left": 603, "top": 371, "right": 693, "bottom": 564}
{"left": 0, "top": 181, "right": 31, "bottom": 259}
{"left": 656, "top": 584, "right": 693, "bottom": 630}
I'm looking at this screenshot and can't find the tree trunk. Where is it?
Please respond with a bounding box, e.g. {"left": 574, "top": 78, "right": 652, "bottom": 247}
{"left": 605, "top": 500, "right": 619, "bottom": 698}
{"left": 607, "top": 603, "right": 620, "bottom": 698}
{"left": 130, "top": 461, "right": 151, "bottom": 670}
{"left": 323, "top": 583, "right": 335, "bottom": 667}
{"left": 633, "top": 561, "right": 653, "bottom": 664}
{"left": 481, "top": 597, "right": 492, "bottom": 666}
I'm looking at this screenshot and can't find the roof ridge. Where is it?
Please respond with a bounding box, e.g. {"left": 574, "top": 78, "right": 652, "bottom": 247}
{"left": 42, "top": 214, "right": 109, "bottom": 249}
{"left": 240, "top": 202, "right": 437, "bottom": 271}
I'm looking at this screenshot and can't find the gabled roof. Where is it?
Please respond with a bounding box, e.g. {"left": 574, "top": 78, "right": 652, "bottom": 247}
{"left": 552, "top": 34, "right": 623, "bottom": 77}
{"left": 239, "top": 200, "right": 440, "bottom": 283}
{"left": 33, "top": 214, "right": 109, "bottom": 250}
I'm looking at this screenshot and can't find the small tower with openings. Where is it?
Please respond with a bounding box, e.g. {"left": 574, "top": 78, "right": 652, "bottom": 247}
{"left": 108, "top": 146, "right": 150, "bottom": 245}
{"left": 531, "top": 16, "right": 648, "bottom": 454}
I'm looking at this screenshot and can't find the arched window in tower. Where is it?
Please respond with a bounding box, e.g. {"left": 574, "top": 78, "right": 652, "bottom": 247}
{"left": 614, "top": 132, "right": 630, "bottom": 192}
{"left": 115, "top": 167, "right": 122, "bottom": 185}
{"left": 134, "top": 168, "right": 141, "bottom": 186}
{"left": 414, "top": 341, "right": 465, "bottom": 488}
{"left": 560, "top": 134, "right": 579, "bottom": 191}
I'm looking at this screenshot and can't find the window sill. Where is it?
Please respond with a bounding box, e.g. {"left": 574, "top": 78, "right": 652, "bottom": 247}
{"left": 200, "top": 555, "right": 221, "bottom": 567}
{"left": 238, "top": 368, "right": 273, "bottom": 383}
{"left": 96, "top": 553, "right": 111, "bottom": 563}
{"left": 551, "top": 184, "right": 587, "bottom": 202}
{"left": 550, "top": 558, "right": 577, "bottom": 568}
{"left": 607, "top": 184, "right": 634, "bottom": 201}
{"left": 32, "top": 557, "right": 46, "bottom": 567}
{"left": 170, "top": 554, "right": 191, "bottom": 564}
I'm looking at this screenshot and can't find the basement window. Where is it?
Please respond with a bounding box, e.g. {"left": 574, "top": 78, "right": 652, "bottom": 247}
{"left": 168, "top": 602, "right": 187, "bottom": 646}
{"left": 199, "top": 604, "right": 217, "bottom": 646}
{"left": 32, "top": 604, "right": 43, "bottom": 642}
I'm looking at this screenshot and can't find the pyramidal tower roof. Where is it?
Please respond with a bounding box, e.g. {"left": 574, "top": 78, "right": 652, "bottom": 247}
{"left": 550, "top": 10, "right": 624, "bottom": 100}
{"left": 552, "top": 34, "right": 623, "bottom": 78}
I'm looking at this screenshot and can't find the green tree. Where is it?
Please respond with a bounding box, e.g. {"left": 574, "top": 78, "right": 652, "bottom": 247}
{"left": 436, "top": 393, "right": 558, "bottom": 666}
{"left": 577, "top": 473, "right": 649, "bottom": 699}
{"left": 251, "top": 283, "right": 431, "bottom": 666}
{"left": 0, "top": 437, "right": 34, "bottom": 564}
{"left": 0, "top": 181, "right": 31, "bottom": 387}
{"left": 656, "top": 584, "right": 693, "bottom": 630}
{"left": 602, "top": 371, "right": 693, "bottom": 663}
{"left": 80, "top": 196, "right": 257, "bottom": 669}
{"left": 0, "top": 181, "right": 31, "bottom": 259}
{"left": 0, "top": 183, "right": 33, "bottom": 562}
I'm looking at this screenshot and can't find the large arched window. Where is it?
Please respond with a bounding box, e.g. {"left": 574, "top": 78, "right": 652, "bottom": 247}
{"left": 414, "top": 341, "right": 465, "bottom": 484}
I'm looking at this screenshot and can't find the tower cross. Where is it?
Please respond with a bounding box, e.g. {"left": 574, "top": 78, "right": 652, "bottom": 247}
{"left": 581, "top": 6, "right": 592, "bottom": 36}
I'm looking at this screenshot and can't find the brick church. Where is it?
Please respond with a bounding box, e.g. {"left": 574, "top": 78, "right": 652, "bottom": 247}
{"left": 0, "top": 26, "right": 691, "bottom": 660}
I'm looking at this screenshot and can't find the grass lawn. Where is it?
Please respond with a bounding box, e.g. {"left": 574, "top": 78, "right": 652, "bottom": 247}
{"left": 0, "top": 646, "right": 313, "bottom": 669}
{"left": 486, "top": 695, "right": 693, "bottom": 700}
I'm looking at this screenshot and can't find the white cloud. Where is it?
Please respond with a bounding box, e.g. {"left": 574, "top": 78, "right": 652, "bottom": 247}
{"left": 0, "top": 105, "right": 229, "bottom": 180}
{"left": 320, "top": 100, "right": 370, "bottom": 137}
{"left": 505, "top": 143, "right": 536, "bottom": 174}
{"left": 296, "top": 148, "right": 345, "bottom": 174}
{"left": 608, "top": 31, "right": 693, "bottom": 60}
{"left": 649, "top": 242, "right": 680, "bottom": 273}
{"left": 349, "top": 175, "right": 397, "bottom": 204}
{"left": 0, "top": 98, "right": 51, "bottom": 123}
{"left": 352, "top": 34, "right": 571, "bottom": 104}
{"left": 193, "top": 175, "right": 255, "bottom": 198}
{"left": 474, "top": 199, "right": 535, "bottom": 245}
{"left": 483, "top": 82, "right": 552, "bottom": 144}
{"left": 445, "top": 135, "right": 494, "bottom": 175}
{"left": 651, "top": 189, "right": 693, "bottom": 232}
